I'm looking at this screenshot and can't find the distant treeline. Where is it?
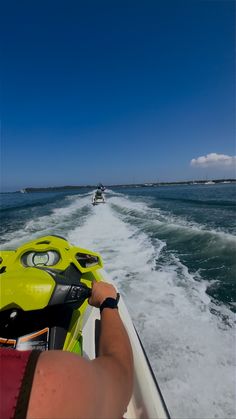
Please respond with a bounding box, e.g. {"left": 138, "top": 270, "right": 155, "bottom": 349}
{"left": 112, "top": 180, "right": 236, "bottom": 188}
{"left": 21, "top": 185, "right": 93, "bottom": 193}
{"left": 18, "top": 179, "right": 236, "bottom": 193}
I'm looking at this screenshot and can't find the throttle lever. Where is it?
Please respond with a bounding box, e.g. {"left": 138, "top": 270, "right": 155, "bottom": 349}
{"left": 81, "top": 287, "right": 119, "bottom": 302}
{"left": 66, "top": 283, "right": 120, "bottom": 306}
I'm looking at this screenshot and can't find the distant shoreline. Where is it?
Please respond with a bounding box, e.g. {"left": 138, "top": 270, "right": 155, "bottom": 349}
{"left": 16, "top": 179, "right": 236, "bottom": 193}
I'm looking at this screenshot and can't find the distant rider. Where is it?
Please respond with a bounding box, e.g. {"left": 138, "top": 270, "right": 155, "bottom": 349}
{"left": 96, "top": 188, "right": 103, "bottom": 198}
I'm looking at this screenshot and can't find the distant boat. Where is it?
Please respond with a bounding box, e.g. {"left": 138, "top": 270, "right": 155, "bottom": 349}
{"left": 204, "top": 181, "right": 215, "bottom": 185}
{"left": 20, "top": 189, "right": 27, "bottom": 193}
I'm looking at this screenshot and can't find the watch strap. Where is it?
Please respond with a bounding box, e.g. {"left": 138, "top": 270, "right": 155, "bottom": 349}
{"left": 100, "top": 297, "right": 118, "bottom": 313}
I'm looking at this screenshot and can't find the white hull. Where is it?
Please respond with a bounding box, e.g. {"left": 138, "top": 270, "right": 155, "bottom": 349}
{"left": 82, "top": 275, "right": 170, "bottom": 419}
{"left": 92, "top": 195, "right": 106, "bottom": 205}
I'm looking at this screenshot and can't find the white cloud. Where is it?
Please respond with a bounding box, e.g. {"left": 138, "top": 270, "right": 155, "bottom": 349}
{"left": 190, "top": 153, "right": 236, "bottom": 167}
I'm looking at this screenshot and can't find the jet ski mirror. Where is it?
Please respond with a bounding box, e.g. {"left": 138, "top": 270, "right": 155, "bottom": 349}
{"left": 75, "top": 253, "right": 100, "bottom": 269}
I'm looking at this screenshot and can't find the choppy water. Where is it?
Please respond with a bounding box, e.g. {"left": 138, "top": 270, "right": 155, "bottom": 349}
{"left": 1, "top": 184, "right": 236, "bottom": 418}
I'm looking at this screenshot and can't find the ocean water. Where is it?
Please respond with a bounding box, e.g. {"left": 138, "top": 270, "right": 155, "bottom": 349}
{"left": 1, "top": 184, "right": 236, "bottom": 418}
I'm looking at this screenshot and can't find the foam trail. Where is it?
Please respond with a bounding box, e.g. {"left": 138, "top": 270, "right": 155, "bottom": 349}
{"left": 109, "top": 195, "right": 236, "bottom": 243}
{"left": 68, "top": 200, "right": 236, "bottom": 419}
{"left": 0, "top": 194, "right": 92, "bottom": 249}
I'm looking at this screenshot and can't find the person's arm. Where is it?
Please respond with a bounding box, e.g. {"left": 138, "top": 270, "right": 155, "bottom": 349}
{"left": 27, "top": 282, "right": 133, "bottom": 419}
{"left": 90, "top": 282, "right": 134, "bottom": 417}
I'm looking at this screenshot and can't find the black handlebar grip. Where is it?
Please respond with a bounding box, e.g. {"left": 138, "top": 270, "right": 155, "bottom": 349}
{"left": 81, "top": 285, "right": 119, "bottom": 303}
{"left": 80, "top": 284, "right": 92, "bottom": 299}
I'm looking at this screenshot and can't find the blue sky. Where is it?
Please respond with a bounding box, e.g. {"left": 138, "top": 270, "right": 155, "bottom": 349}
{"left": 1, "top": 0, "right": 235, "bottom": 191}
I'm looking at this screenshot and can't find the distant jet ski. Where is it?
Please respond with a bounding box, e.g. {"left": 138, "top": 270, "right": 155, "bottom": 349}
{"left": 92, "top": 188, "right": 105, "bottom": 205}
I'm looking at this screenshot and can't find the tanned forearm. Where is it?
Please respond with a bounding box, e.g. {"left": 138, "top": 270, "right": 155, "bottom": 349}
{"left": 96, "top": 308, "right": 134, "bottom": 411}
{"left": 89, "top": 282, "right": 134, "bottom": 416}
{"left": 99, "top": 309, "right": 133, "bottom": 370}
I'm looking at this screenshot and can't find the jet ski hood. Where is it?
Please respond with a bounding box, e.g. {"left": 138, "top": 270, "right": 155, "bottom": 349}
{"left": 0, "top": 235, "right": 103, "bottom": 312}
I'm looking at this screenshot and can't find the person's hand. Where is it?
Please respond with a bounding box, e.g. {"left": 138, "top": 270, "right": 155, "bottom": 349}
{"left": 89, "top": 282, "right": 117, "bottom": 308}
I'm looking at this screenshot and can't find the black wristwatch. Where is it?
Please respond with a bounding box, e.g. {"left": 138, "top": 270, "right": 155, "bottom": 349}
{"left": 100, "top": 297, "right": 119, "bottom": 313}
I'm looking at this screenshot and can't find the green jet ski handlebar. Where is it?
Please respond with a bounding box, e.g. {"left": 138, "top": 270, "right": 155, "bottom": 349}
{"left": 0, "top": 235, "right": 102, "bottom": 312}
